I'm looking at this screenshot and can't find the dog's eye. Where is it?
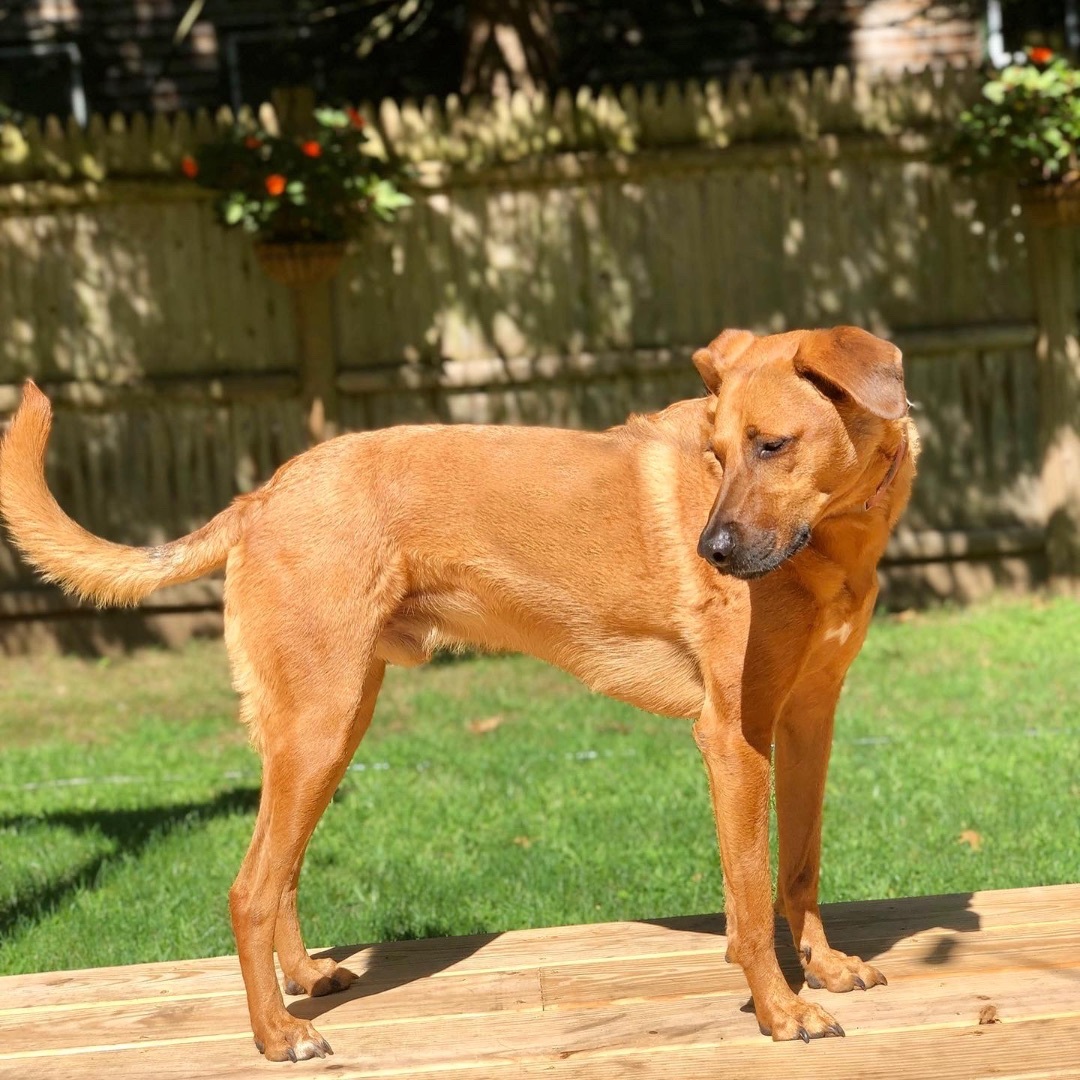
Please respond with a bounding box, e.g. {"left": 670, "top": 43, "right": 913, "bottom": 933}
{"left": 758, "top": 436, "right": 791, "bottom": 459}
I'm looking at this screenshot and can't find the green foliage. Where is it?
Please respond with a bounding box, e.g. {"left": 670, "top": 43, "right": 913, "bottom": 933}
{"left": 950, "top": 51, "right": 1080, "bottom": 186}
{"left": 183, "top": 107, "right": 413, "bottom": 243}
{"left": 0, "top": 598, "right": 1077, "bottom": 973}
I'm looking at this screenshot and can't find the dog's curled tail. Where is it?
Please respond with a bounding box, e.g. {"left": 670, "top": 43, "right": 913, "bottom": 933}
{"left": 0, "top": 381, "right": 251, "bottom": 607}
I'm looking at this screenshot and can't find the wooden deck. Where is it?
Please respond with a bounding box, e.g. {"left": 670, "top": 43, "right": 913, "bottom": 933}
{"left": 0, "top": 884, "right": 1077, "bottom": 1079}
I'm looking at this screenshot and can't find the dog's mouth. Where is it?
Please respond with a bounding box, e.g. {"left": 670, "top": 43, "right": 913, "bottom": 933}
{"left": 707, "top": 523, "right": 812, "bottom": 580}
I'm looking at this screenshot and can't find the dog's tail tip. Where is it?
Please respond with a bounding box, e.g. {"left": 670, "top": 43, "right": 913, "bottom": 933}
{"left": 17, "top": 378, "right": 49, "bottom": 411}
{"left": 3, "top": 378, "right": 51, "bottom": 439}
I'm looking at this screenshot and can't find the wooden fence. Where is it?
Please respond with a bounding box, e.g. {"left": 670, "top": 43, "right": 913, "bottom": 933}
{"left": 1, "top": 66, "right": 1078, "bottom": 651}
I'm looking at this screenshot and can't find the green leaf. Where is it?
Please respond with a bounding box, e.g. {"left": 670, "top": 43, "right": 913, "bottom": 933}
{"left": 314, "top": 108, "right": 349, "bottom": 130}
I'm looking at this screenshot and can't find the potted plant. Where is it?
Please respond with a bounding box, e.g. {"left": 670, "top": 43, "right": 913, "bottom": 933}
{"left": 949, "top": 48, "right": 1080, "bottom": 227}
{"left": 181, "top": 106, "right": 413, "bottom": 285}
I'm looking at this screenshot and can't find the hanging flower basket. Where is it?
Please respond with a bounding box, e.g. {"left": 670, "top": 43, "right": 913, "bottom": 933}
{"left": 179, "top": 105, "right": 413, "bottom": 285}
{"left": 1019, "top": 181, "right": 1080, "bottom": 228}
{"left": 253, "top": 241, "right": 346, "bottom": 287}
{"left": 946, "top": 48, "right": 1080, "bottom": 230}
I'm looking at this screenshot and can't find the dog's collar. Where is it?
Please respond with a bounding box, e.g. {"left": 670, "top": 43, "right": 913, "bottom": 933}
{"left": 864, "top": 433, "right": 908, "bottom": 512}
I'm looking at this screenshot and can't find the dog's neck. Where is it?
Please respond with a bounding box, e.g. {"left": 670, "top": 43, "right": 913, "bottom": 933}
{"left": 864, "top": 432, "right": 909, "bottom": 511}
{"left": 790, "top": 417, "right": 917, "bottom": 602}
{"left": 829, "top": 416, "right": 917, "bottom": 526}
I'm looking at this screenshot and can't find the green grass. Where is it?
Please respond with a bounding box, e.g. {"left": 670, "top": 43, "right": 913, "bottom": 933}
{"left": 0, "top": 596, "right": 1077, "bottom": 975}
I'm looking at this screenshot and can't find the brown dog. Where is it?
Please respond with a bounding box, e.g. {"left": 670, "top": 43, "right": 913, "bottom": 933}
{"left": 0, "top": 325, "right": 916, "bottom": 1061}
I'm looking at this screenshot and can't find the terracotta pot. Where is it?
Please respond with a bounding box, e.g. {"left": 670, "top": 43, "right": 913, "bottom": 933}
{"left": 254, "top": 241, "right": 346, "bottom": 287}
{"left": 1020, "top": 181, "right": 1080, "bottom": 228}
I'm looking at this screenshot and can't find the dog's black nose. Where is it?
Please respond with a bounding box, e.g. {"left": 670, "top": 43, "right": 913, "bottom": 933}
{"left": 698, "top": 524, "right": 736, "bottom": 567}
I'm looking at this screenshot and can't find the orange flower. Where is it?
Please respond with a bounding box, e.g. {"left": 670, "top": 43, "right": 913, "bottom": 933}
{"left": 180, "top": 154, "right": 198, "bottom": 179}
{"left": 244, "top": 135, "right": 262, "bottom": 149}
{"left": 300, "top": 139, "right": 322, "bottom": 158}
{"left": 1028, "top": 46, "right": 1054, "bottom": 64}
{"left": 346, "top": 107, "right": 365, "bottom": 130}
{"left": 265, "top": 173, "right": 287, "bottom": 196}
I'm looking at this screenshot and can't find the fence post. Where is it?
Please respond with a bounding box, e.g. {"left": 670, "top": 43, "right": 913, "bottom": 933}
{"left": 292, "top": 280, "right": 339, "bottom": 444}
{"left": 1027, "top": 223, "right": 1080, "bottom": 580}
{"left": 270, "top": 85, "right": 341, "bottom": 445}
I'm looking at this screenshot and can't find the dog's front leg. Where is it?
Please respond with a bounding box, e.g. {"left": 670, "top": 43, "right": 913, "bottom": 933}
{"left": 774, "top": 674, "right": 887, "bottom": 994}
{"left": 693, "top": 700, "right": 844, "bottom": 1042}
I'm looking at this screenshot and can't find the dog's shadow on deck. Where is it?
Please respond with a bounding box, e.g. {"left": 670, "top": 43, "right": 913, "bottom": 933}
{"left": 288, "top": 892, "right": 982, "bottom": 1023}
{"left": 288, "top": 931, "right": 497, "bottom": 1022}
{"left": 646, "top": 890, "right": 983, "bottom": 988}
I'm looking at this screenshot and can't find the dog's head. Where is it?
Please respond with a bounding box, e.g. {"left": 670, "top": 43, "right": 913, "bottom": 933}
{"left": 692, "top": 326, "right": 908, "bottom": 579}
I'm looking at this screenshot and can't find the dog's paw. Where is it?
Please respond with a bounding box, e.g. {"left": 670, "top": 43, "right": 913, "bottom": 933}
{"left": 282, "top": 956, "right": 357, "bottom": 998}
{"left": 253, "top": 1019, "right": 334, "bottom": 1061}
{"left": 802, "top": 946, "right": 887, "bottom": 994}
{"left": 755, "top": 994, "right": 845, "bottom": 1042}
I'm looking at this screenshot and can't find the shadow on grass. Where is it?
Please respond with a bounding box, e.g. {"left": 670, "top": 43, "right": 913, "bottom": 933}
{"left": 0, "top": 786, "right": 260, "bottom": 941}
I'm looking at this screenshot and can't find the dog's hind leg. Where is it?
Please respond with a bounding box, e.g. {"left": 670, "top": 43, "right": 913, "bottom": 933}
{"left": 229, "top": 652, "right": 385, "bottom": 1061}
{"left": 774, "top": 672, "right": 887, "bottom": 995}
{"left": 224, "top": 520, "right": 401, "bottom": 1060}
{"left": 276, "top": 660, "right": 386, "bottom": 999}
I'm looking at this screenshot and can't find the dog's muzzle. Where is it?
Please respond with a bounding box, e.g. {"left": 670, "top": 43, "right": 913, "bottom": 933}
{"left": 698, "top": 521, "right": 811, "bottom": 579}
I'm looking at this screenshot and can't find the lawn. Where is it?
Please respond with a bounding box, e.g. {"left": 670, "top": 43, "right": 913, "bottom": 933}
{"left": 0, "top": 596, "right": 1077, "bottom": 976}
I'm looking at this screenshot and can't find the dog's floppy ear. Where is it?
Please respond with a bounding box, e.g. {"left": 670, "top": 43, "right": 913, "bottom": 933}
{"left": 793, "top": 326, "right": 907, "bottom": 420}
{"left": 692, "top": 329, "right": 756, "bottom": 395}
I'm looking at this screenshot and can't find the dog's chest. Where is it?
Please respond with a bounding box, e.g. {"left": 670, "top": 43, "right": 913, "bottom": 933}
{"left": 804, "top": 585, "right": 874, "bottom": 674}
{"left": 820, "top": 610, "right": 856, "bottom": 647}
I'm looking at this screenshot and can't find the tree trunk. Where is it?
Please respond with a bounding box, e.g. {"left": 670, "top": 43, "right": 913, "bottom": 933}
{"left": 461, "top": 0, "right": 557, "bottom": 97}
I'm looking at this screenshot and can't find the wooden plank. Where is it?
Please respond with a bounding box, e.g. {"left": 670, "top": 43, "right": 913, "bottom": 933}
{"left": 520, "top": 1021, "right": 1080, "bottom": 1080}
{"left": 0, "top": 580, "right": 223, "bottom": 617}
{"left": 0, "top": 887, "right": 1076, "bottom": 1078}
{"left": 540, "top": 930, "right": 1080, "bottom": 1010}
{"left": 885, "top": 526, "right": 1046, "bottom": 562}
{"left": 0, "top": 375, "right": 300, "bottom": 414}
{"left": 331, "top": 327, "right": 1037, "bottom": 395}
{"left": 0, "top": 968, "right": 543, "bottom": 1055}
{"left": 881, "top": 554, "right": 1045, "bottom": 606}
